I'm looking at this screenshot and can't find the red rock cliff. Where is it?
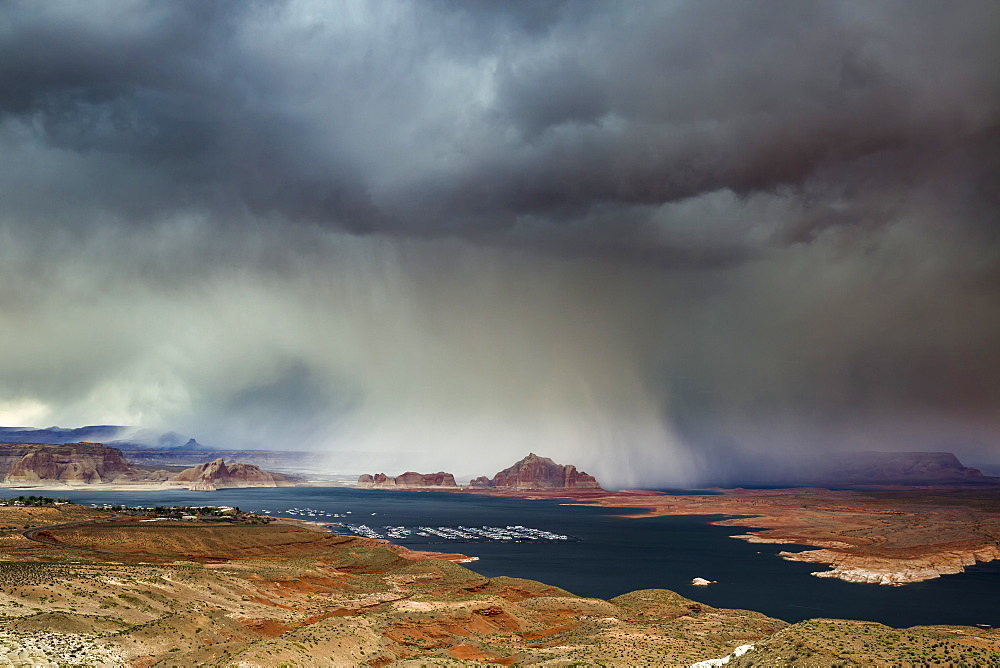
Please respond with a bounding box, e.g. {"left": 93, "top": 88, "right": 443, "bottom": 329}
{"left": 2, "top": 442, "right": 140, "bottom": 484}
{"left": 357, "top": 471, "right": 458, "bottom": 488}
{"left": 171, "top": 458, "right": 291, "bottom": 491}
{"left": 485, "top": 453, "right": 601, "bottom": 490}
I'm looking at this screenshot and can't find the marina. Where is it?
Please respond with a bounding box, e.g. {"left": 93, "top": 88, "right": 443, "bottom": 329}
{"left": 332, "top": 523, "right": 577, "bottom": 543}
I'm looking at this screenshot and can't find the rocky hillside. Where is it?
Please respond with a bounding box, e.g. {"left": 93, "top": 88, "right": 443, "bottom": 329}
{"left": 171, "top": 458, "right": 293, "bottom": 491}
{"left": 357, "top": 471, "right": 458, "bottom": 488}
{"left": 473, "top": 453, "right": 602, "bottom": 490}
{"left": 0, "top": 442, "right": 151, "bottom": 484}
{"left": 1, "top": 503, "right": 998, "bottom": 666}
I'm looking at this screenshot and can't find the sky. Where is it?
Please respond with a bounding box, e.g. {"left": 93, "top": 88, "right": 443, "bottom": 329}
{"left": 0, "top": 0, "right": 998, "bottom": 486}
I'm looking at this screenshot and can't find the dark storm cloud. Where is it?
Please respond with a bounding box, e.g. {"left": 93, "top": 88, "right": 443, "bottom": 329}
{"left": 2, "top": 0, "right": 997, "bottom": 255}
{"left": 389, "top": 1, "right": 1000, "bottom": 241}
{"left": 0, "top": 0, "right": 999, "bottom": 484}
{"left": 0, "top": 0, "right": 380, "bottom": 228}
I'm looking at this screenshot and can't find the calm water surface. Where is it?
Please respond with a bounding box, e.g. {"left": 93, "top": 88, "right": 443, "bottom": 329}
{"left": 58, "top": 487, "right": 1000, "bottom": 628}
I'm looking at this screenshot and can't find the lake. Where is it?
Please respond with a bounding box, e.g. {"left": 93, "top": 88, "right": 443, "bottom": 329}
{"left": 56, "top": 486, "right": 1000, "bottom": 628}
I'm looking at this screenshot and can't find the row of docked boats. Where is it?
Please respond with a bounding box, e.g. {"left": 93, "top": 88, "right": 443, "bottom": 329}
{"left": 331, "top": 523, "right": 577, "bottom": 542}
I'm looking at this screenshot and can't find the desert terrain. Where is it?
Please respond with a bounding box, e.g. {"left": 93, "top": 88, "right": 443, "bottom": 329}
{"left": 0, "top": 501, "right": 997, "bottom": 666}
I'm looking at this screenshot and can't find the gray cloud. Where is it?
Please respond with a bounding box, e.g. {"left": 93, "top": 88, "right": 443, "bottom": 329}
{"left": 0, "top": 0, "right": 998, "bottom": 485}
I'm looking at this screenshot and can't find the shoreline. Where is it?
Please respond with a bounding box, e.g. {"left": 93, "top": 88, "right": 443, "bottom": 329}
{"left": 470, "top": 486, "right": 1000, "bottom": 586}
{"left": 0, "top": 498, "right": 995, "bottom": 664}
{"left": 8, "top": 480, "right": 1000, "bottom": 586}
{"left": 0, "top": 481, "right": 312, "bottom": 493}
{"left": 366, "top": 485, "right": 1000, "bottom": 586}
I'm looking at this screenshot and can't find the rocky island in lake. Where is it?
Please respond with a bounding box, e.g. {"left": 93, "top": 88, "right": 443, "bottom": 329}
{"left": 357, "top": 471, "right": 458, "bottom": 488}
{"left": 357, "top": 453, "right": 602, "bottom": 491}
{"left": 471, "top": 452, "right": 602, "bottom": 490}
{"left": 170, "top": 457, "right": 295, "bottom": 491}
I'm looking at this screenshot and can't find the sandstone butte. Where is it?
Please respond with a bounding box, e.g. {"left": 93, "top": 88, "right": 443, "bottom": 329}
{"left": 0, "top": 441, "right": 155, "bottom": 484}
{"left": 0, "top": 442, "right": 290, "bottom": 491}
{"left": 358, "top": 453, "right": 602, "bottom": 491}
{"left": 471, "top": 452, "right": 602, "bottom": 490}
{"left": 357, "top": 471, "right": 458, "bottom": 489}
{"left": 170, "top": 457, "right": 294, "bottom": 491}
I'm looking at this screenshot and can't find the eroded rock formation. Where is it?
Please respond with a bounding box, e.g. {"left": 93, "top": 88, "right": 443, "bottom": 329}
{"left": 357, "top": 471, "right": 458, "bottom": 488}
{"left": 171, "top": 458, "right": 292, "bottom": 491}
{"left": 779, "top": 543, "right": 1000, "bottom": 586}
{"left": 480, "top": 453, "right": 601, "bottom": 490}
{"left": 1, "top": 442, "right": 145, "bottom": 484}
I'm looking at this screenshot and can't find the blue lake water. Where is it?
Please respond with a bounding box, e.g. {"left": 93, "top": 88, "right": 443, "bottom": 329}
{"left": 56, "top": 486, "right": 1000, "bottom": 628}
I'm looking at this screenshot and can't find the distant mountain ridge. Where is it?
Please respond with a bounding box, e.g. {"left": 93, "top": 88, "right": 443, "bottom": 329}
{"left": 0, "top": 426, "right": 210, "bottom": 451}
{"left": 0, "top": 425, "right": 128, "bottom": 445}
{"left": 808, "top": 451, "right": 985, "bottom": 484}
{"left": 710, "top": 450, "right": 993, "bottom": 487}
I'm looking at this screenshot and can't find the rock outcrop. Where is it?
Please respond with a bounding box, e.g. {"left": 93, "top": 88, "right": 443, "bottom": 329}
{"left": 780, "top": 543, "right": 1000, "bottom": 586}
{"left": 479, "top": 453, "right": 601, "bottom": 490}
{"left": 357, "top": 471, "right": 458, "bottom": 488}
{"left": 171, "top": 458, "right": 292, "bottom": 491}
{"left": 0, "top": 443, "right": 296, "bottom": 491}
{"left": 1, "top": 442, "right": 145, "bottom": 484}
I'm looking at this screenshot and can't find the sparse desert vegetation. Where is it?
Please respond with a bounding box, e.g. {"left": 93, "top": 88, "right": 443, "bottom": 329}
{"left": 729, "top": 618, "right": 1000, "bottom": 667}
{"left": 0, "top": 503, "right": 997, "bottom": 666}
